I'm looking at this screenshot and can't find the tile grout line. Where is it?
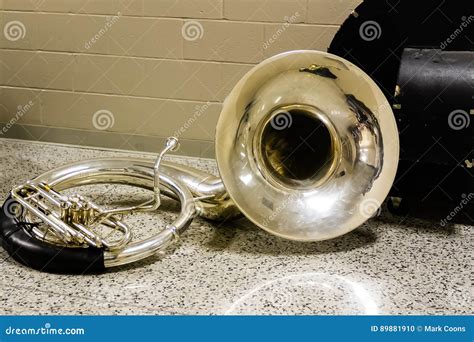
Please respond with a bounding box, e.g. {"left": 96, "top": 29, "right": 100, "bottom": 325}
{"left": 0, "top": 9, "right": 342, "bottom": 26}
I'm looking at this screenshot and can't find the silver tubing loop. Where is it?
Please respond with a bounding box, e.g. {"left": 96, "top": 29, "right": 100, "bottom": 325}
{"left": 10, "top": 137, "right": 196, "bottom": 269}
{"left": 103, "top": 171, "right": 196, "bottom": 267}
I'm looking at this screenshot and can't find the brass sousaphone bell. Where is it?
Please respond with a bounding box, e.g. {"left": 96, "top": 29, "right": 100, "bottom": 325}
{"left": 0, "top": 51, "right": 399, "bottom": 273}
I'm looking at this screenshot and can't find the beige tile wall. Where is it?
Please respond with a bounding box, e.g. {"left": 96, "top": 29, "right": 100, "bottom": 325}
{"left": 0, "top": 0, "right": 361, "bottom": 156}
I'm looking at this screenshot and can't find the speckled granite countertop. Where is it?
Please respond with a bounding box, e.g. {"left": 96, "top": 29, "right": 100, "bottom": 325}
{"left": 0, "top": 138, "right": 472, "bottom": 315}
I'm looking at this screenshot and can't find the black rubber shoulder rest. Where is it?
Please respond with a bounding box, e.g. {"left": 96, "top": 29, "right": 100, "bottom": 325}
{"left": 0, "top": 196, "right": 105, "bottom": 274}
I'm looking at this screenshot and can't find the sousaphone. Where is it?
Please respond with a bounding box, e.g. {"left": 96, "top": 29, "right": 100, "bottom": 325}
{"left": 0, "top": 51, "right": 399, "bottom": 273}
